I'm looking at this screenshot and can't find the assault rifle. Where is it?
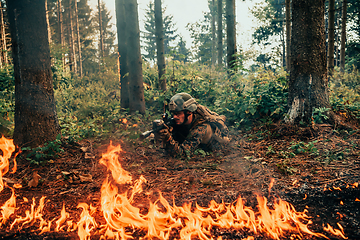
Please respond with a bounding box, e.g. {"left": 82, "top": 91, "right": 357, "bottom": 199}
{"left": 140, "top": 113, "right": 175, "bottom": 139}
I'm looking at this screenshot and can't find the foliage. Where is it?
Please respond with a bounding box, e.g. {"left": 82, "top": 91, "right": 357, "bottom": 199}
{"left": 21, "top": 134, "right": 64, "bottom": 165}
{"left": 143, "top": 60, "right": 288, "bottom": 130}
{"left": 0, "top": 66, "right": 14, "bottom": 136}
{"left": 329, "top": 68, "right": 360, "bottom": 123}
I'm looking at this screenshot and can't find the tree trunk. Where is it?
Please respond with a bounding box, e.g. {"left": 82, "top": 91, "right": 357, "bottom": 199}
{"left": 7, "top": 0, "right": 61, "bottom": 148}
{"left": 286, "top": 0, "right": 335, "bottom": 125}
{"left": 98, "top": 0, "right": 104, "bottom": 68}
{"left": 0, "top": 1, "right": 6, "bottom": 67}
{"left": 58, "top": 0, "right": 65, "bottom": 68}
{"left": 75, "top": 0, "right": 83, "bottom": 77}
{"left": 217, "top": 0, "right": 223, "bottom": 67}
{"left": 225, "top": 0, "right": 236, "bottom": 70}
{"left": 45, "top": 0, "right": 52, "bottom": 45}
{"left": 285, "top": 0, "right": 291, "bottom": 72}
{"left": 340, "top": 0, "right": 347, "bottom": 72}
{"left": 327, "top": 0, "right": 335, "bottom": 75}
{"left": 211, "top": 0, "right": 216, "bottom": 66}
{"left": 155, "top": 0, "right": 166, "bottom": 91}
{"left": 115, "top": 0, "right": 130, "bottom": 109}
{"left": 126, "top": 0, "right": 145, "bottom": 114}
{"left": 69, "top": 0, "right": 77, "bottom": 74}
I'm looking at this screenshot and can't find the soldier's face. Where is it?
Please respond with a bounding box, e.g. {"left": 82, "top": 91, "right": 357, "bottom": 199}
{"left": 172, "top": 111, "right": 185, "bottom": 125}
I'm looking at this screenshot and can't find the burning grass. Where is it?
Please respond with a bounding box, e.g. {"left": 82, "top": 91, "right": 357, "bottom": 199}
{"left": 0, "top": 136, "right": 351, "bottom": 240}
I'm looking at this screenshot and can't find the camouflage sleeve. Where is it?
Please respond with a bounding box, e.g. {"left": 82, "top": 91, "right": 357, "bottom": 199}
{"left": 164, "top": 123, "right": 209, "bottom": 157}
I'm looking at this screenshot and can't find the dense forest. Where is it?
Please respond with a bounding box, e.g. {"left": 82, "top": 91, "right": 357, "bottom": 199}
{"left": 0, "top": 0, "right": 359, "bottom": 239}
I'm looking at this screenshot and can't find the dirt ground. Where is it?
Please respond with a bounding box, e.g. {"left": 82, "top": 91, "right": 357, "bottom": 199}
{"left": 0, "top": 122, "right": 359, "bottom": 240}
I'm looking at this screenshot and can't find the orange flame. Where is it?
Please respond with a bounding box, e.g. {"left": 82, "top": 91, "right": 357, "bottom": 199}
{"left": 0, "top": 136, "right": 17, "bottom": 192}
{"left": 0, "top": 138, "right": 350, "bottom": 239}
{"left": 0, "top": 187, "right": 16, "bottom": 226}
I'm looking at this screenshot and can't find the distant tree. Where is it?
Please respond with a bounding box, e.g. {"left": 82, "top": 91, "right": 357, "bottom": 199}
{"left": 226, "top": 0, "right": 237, "bottom": 70}
{"left": 285, "top": 0, "right": 291, "bottom": 72}
{"left": 286, "top": 0, "right": 338, "bottom": 125}
{"left": 7, "top": 0, "right": 61, "bottom": 147}
{"left": 142, "top": 1, "right": 178, "bottom": 62}
{"left": 217, "top": 0, "right": 223, "bottom": 67}
{"left": 346, "top": 0, "right": 360, "bottom": 70}
{"left": 155, "top": 0, "right": 166, "bottom": 91}
{"left": 188, "top": 0, "right": 227, "bottom": 65}
{"left": 340, "top": 0, "right": 347, "bottom": 72}
{"left": 97, "top": 0, "right": 104, "bottom": 65}
{"left": 251, "top": 0, "right": 286, "bottom": 68}
{"left": 172, "top": 36, "right": 191, "bottom": 63}
{"left": 94, "top": 1, "right": 116, "bottom": 71}
{"left": 187, "top": 13, "right": 213, "bottom": 64}
{"left": 327, "top": 0, "right": 335, "bottom": 75}
{"left": 211, "top": 0, "right": 216, "bottom": 66}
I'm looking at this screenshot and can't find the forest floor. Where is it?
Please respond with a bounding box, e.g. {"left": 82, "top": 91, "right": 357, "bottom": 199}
{"left": 0, "top": 122, "right": 359, "bottom": 240}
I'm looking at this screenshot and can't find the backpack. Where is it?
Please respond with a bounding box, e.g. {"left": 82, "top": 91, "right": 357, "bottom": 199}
{"left": 195, "top": 104, "right": 229, "bottom": 138}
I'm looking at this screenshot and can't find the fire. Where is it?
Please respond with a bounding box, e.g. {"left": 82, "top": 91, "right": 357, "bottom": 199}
{"left": 0, "top": 137, "right": 350, "bottom": 239}
{"left": 0, "top": 136, "right": 17, "bottom": 192}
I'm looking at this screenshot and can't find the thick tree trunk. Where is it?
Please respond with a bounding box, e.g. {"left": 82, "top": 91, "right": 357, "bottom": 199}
{"left": 327, "top": 0, "right": 335, "bottom": 75}
{"left": 217, "top": 0, "right": 223, "bottom": 67}
{"left": 115, "top": 0, "right": 130, "bottom": 109}
{"left": 75, "top": 0, "right": 82, "bottom": 77}
{"left": 285, "top": 0, "right": 291, "bottom": 72}
{"left": 7, "top": 0, "right": 61, "bottom": 148}
{"left": 225, "top": 0, "right": 236, "bottom": 70}
{"left": 211, "top": 0, "right": 216, "bottom": 66}
{"left": 155, "top": 0, "right": 166, "bottom": 91}
{"left": 286, "top": 0, "right": 334, "bottom": 125}
{"left": 126, "top": 0, "right": 145, "bottom": 114}
{"left": 340, "top": 0, "right": 347, "bottom": 72}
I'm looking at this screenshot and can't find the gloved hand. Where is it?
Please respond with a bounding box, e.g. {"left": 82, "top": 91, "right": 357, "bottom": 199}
{"left": 159, "top": 125, "right": 172, "bottom": 142}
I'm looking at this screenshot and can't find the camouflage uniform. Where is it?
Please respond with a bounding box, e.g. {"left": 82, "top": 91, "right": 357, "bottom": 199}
{"left": 163, "top": 112, "right": 229, "bottom": 157}
{"left": 161, "top": 93, "right": 229, "bottom": 157}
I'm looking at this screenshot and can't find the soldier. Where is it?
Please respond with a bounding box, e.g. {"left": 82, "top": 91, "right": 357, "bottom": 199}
{"left": 157, "top": 92, "right": 230, "bottom": 157}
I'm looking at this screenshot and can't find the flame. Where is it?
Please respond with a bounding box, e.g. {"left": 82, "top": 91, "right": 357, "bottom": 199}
{"left": 0, "top": 136, "right": 17, "bottom": 192}
{"left": 0, "top": 137, "right": 350, "bottom": 239}
{"left": 0, "top": 187, "right": 16, "bottom": 226}
{"left": 324, "top": 223, "right": 347, "bottom": 239}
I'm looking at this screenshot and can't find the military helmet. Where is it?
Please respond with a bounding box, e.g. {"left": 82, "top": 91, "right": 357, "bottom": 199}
{"left": 168, "top": 93, "right": 197, "bottom": 112}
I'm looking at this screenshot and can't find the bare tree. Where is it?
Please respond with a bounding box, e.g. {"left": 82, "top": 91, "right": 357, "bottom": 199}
{"left": 75, "top": 0, "right": 82, "bottom": 77}
{"left": 98, "top": 0, "right": 104, "bottom": 67}
{"left": 217, "top": 0, "right": 223, "bottom": 67}
{"left": 155, "top": 0, "right": 166, "bottom": 91}
{"left": 0, "top": 1, "right": 8, "bottom": 67}
{"left": 285, "top": 0, "right": 291, "bottom": 72}
{"left": 211, "top": 0, "right": 216, "bottom": 66}
{"left": 226, "top": 0, "right": 236, "bottom": 70}
{"left": 69, "top": 0, "right": 77, "bottom": 73}
{"left": 327, "top": 0, "right": 335, "bottom": 75}
{"left": 340, "top": 0, "right": 347, "bottom": 72}
{"left": 58, "top": 0, "right": 65, "bottom": 68}
{"left": 7, "top": 0, "right": 61, "bottom": 148}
